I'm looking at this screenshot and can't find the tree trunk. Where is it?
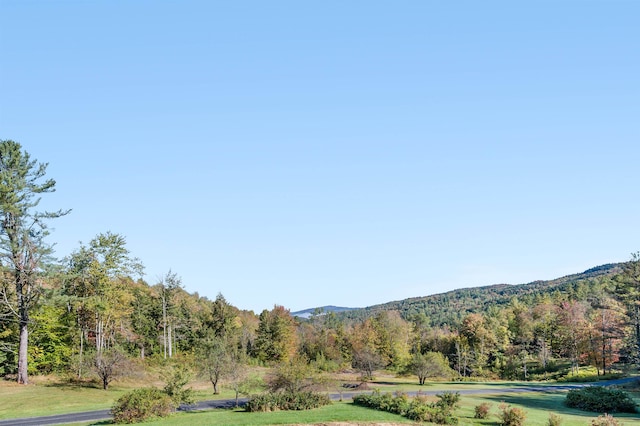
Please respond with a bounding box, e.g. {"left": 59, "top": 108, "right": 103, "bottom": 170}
{"left": 635, "top": 304, "right": 640, "bottom": 362}
{"left": 602, "top": 337, "right": 607, "bottom": 375}
{"left": 78, "top": 329, "right": 84, "bottom": 378}
{"left": 163, "top": 293, "right": 167, "bottom": 359}
{"left": 17, "top": 318, "right": 29, "bottom": 384}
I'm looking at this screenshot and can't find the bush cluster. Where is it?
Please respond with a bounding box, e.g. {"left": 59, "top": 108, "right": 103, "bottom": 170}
{"left": 111, "top": 388, "right": 174, "bottom": 424}
{"left": 245, "top": 391, "right": 331, "bottom": 412}
{"left": 565, "top": 386, "right": 637, "bottom": 413}
{"left": 474, "top": 402, "right": 491, "bottom": 419}
{"left": 353, "top": 390, "right": 459, "bottom": 425}
{"left": 547, "top": 413, "right": 563, "bottom": 426}
{"left": 498, "top": 403, "right": 527, "bottom": 426}
{"left": 591, "top": 413, "right": 622, "bottom": 426}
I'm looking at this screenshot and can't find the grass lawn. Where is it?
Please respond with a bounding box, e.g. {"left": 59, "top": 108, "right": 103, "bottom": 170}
{"left": 70, "top": 394, "right": 640, "bottom": 426}
{"left": 66, "top": 391, "right": 640, "bottom": 426}
{"left": 0, "top": 379, "right": 125, "bottom": 419}
{"left": 139, "top": 402, "right": 415, "bottom": 426}
{"left": 456, "top": 391, "right": 640, "bottom": 425}
{"left": 0, "top": 376, "right": 220, "bottom": 420}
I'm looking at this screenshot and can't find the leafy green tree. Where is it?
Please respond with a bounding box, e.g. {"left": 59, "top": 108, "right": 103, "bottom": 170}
{"left": 28, "top": 296, "right": 73, "bottom": 374}
{"left": 371, "top": 311, "right": 412, "bottom": 370}
{"left": 460, "top": 313, "right": 496, "bottom": 376}
{"left": 253, "top": 305, "right": 298, "bottom": 363}
{"left": 0, "top": 140, "right": 69, "bottom": 384}
{"left": 197, "top": 336, "right": 236, "bottom": 394}
{"left": 156, "top": 270, "right": 182, "bottom": 358}
{"left": 0, "top": 271, "right": 17, "bottom": 375}
{"left": 208, "top": 293, "right": 239, "bottom": 339}
{"left": 409, "top": 351, "right": 454, "bottom": 385}
{"left": 230, "top": 372, "right": 263, "bottom": 407}
{"left": 161, "top": 361, "right": 195, "bottom": 406}
{"left": 615, "top": 252, "right": 640, "bottom": 362}
{"left": 64, "top": 232, "right": 143, "bottom": 357}
{"left": 129, "top": 282, "right": 161, "bottom": 358}
{"left": 267, "top": 355, "right": 321, "bottom": 393}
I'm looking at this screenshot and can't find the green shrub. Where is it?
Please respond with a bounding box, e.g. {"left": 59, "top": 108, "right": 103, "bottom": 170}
{"left": 389, "top": 391, "right": 409, "bottom": 415}
{"left": 565, "top": 386, "right": 637, "bottom": 413}
{"left": 354, "top": 391, "right": 458, "bottom": 424}
{"left": 353, "top": 390, "right": 383, "bottom": 409}
{"left": 405, "top": 395, "right": 433, "bottom": 422}
{"left": 498, "top": 403, "right": 527, "bottom": 426}
{"left": 547, "top": 413, "right": 563, "bottom": 426}
{"left": 436, "top": 391, "right": 460, "bottom": 409}
{"left": 111, "top": 388, "right": 174, "bottom": 424}
{"left": 559, "top": 366, "right": 623, "bottom": 383}
{"left": 162, "top": 364, "right": 195, "bottom": 406}
{"left": 474, "top": 402, "right": 491, "bottom": 419}
{"left": 245, "top": 391, "right": 331, "bottom": 412}
{"left": 591, "top": 413, "right": 621, "bottom": 426}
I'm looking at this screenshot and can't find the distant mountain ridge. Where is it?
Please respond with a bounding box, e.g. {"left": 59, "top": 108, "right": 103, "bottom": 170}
{"left": 291, "top": 305, "right": 359, "bottom": 319}
{"left": 296, "top": 263, "right": 622, "bottom": 325}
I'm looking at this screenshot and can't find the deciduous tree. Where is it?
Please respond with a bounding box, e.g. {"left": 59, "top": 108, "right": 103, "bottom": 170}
{"left": 197, "top": 336, "right": 235, "bottom": 394}
{"left": 409, "top": 351, "right": 453, "bottom": 385}
{"left": 64, "top": 232, "right": 143, "bottom": 375}
{"left": 92, "top": 347, "right": 130, "bottom": 390}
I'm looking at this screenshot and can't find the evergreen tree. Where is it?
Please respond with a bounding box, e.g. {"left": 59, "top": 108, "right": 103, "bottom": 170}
{"left": 0, "top": 140, "right": 69, "bottom": 384}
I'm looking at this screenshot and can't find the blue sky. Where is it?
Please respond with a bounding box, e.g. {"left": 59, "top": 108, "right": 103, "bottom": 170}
{"left": 1, "top": 1, "right": 639, "bottom": 313}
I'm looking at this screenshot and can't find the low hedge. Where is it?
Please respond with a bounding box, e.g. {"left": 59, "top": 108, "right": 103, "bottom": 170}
{"left": 565, "top": 386, "right": 637, "bottom": 413}
{"left": 353, "top": 390, "right": 459, "bottom": 424}
{"left": 246, "top": 391, "right": 331, "bottom": 412}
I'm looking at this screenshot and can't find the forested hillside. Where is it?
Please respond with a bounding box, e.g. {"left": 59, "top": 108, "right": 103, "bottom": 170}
{"left": 336, "top": 263, "right": 622, "bottom": 327}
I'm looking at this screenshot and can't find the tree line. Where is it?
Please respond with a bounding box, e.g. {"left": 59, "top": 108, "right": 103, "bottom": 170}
{"left": 1, "top": 140, "right": 640, "bottom": 389}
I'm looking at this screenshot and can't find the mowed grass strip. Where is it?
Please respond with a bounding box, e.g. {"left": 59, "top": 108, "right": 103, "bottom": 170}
{"left": 140, "top": 402, "right": 414, "bottom": 426}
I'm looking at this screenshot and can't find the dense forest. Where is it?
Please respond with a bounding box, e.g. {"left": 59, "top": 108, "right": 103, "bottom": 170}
{"left": 2, "top": 140, "right": 640, "bottom": 389}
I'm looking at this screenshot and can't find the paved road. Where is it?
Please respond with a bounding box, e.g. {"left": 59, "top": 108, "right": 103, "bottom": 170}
{"left": 1, "top": 377, "right": 637, "bottom": 426}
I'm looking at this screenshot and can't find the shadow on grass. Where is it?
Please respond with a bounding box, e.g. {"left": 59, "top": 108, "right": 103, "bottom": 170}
{"left": 43, "top": 378, "right": 103, "bottom": 390}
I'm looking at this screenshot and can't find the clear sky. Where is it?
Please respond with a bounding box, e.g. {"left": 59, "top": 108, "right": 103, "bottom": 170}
{"left": 1, "top": 1, "right": 639, "bottom": 313}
